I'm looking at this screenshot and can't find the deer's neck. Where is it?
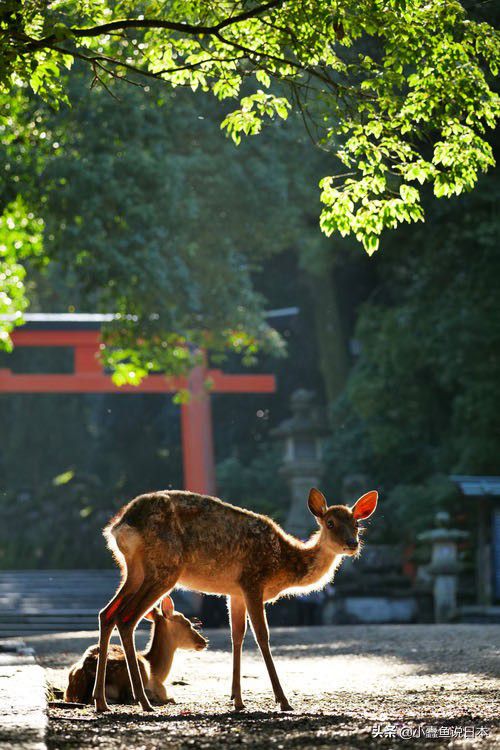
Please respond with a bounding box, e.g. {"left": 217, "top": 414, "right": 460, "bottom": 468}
{"left": 143, "top": 625, "right": 176, "bottom": 683}
{"left": 283, "top": 529, "right": 341, "bottom": 593}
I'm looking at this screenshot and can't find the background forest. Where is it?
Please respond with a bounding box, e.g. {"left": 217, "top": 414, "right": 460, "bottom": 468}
{"left": 0, "top": 47, "right": 498, "bottom": 568}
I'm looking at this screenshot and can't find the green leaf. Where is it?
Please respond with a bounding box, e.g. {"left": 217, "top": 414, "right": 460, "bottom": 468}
{"left": 53, "top": 470, "right": 75, "bottom": 486}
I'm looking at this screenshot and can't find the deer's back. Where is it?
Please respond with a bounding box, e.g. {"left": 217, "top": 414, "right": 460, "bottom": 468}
{"left": 112, "top": 491, "right": 284, "bottom": 593}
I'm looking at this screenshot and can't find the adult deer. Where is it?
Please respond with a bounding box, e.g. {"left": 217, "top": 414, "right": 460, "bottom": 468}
{"left": 93, "top": 487, "right": 378, "bottom": 713}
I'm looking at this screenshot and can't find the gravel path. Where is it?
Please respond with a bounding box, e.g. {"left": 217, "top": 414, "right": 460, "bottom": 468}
{"left": 27, "top": 624, "right": 500, "bottom": 749}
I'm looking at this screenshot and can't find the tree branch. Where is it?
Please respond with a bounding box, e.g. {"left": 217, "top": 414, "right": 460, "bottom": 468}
{"left": 213, "top": 30, "right": 345, "bottom": 91}
{"left": 48, "top": 43, "right": 245, "bottom": 84}
{"left": 17, "top": 0, "right": 284, "bottom": 51}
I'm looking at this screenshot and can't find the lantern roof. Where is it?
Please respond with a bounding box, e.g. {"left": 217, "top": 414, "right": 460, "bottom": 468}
{"left": 271, "top": 389, "right": 328, "bottom": 439}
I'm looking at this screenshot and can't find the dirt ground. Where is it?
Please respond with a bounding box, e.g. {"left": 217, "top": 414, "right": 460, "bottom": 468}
{"left": 27, "top": 624, "right": 500, "bottom": 750}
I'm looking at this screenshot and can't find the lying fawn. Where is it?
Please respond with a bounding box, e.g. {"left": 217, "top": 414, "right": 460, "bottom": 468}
{"left": 93, "top": 486, "right": 377, "bottom": 713}
{"left": 65, "top": 595, "right": 206, "bottom": 704}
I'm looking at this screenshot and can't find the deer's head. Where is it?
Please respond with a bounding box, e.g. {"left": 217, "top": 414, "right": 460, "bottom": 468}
{"left": 145, "top": 596, "right": 207, "bottom": 651}
{"left": 308, "top": 487, "right": 378, "bottom": 556}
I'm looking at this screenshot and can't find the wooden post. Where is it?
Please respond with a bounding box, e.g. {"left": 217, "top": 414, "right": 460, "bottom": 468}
{"left": 74, "top": 342, "right": 101, "bottom": 374}
{"left": 181, "top": 367, "right": 216, "bottom": 495}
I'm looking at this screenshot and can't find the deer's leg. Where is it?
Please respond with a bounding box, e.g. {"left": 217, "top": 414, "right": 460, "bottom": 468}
{"left": 93, "top": 571, "right": 144, "bottom": 713}
{"left": 93, "top": 613, "right": 115, "bottom": 712}
{"left": 244, "top": 591, "right": 293, "bottom": 712}
{"left": 116, "top": 577, "right": 178, "bottom": 712}
{"left": 229, "top": 595, "right": 247, "bottom": 711}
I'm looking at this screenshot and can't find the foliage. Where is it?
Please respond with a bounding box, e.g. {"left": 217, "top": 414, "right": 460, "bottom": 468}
{"left": 0, "top": 196, "right": 44, "bottom": 348}
{"left": 1, "top": 1, "right": 498, "bottom": 380}
{"left": 323, "top": 394, "right": 375, "bottom": 492}
{"left": 216, "top": 443, "right": 288, "bottom": 521}
{"left": 0, "top": 471, "right": 115, "bottom": 568}
{"left": 0, "top": 69, "right": 296, "bottom": 372}
{"left": 383, "top": 475, "right": 462, "bottom": 542}
{"left": 349, "top": 175, "right": 500, "bottom": 477}
{"left": 2, "top": 0, "right": 498, "bottom": 260}
{"left": 0, "top": 358, "right": 185, "bottom": 567}
{"left": 324, "top": 161, "right": 500, "bottom": 537}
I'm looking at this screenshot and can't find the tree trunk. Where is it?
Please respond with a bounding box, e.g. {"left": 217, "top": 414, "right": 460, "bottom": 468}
{"left": 307, "top": 266, "right": 349, "bottom": 407}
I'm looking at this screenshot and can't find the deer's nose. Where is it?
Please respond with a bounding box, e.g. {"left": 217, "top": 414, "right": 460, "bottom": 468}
{"left": 346, "top": 539, "right": 358, "bottom": 549}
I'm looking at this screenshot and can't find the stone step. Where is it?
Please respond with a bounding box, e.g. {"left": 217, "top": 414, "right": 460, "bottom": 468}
{"left": 0, "top": 569, "right": 200, "bottom": 634}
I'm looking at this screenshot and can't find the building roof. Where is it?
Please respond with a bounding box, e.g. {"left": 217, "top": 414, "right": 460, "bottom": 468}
{"left": 450, "top": 475, "right": 500, "bottom": 496}
{"left": 0, "top": 313, "right": 115, "bottom": 330}
{"left": 0, "top": 309, "right": 299, "bottom": 331}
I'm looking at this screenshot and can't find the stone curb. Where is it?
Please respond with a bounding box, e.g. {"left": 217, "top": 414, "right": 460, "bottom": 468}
{"left": 0, "top": 640, "right": 47, "bottom": 750}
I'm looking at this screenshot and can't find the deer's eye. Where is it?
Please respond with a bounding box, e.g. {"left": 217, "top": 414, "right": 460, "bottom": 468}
{"left": 326, "top": 519, "right": 334, "bottom": 529}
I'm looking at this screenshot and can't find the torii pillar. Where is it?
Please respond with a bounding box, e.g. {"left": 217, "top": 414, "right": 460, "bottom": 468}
{"left": 181, "top": 366, "right": 216, "bottom": 495}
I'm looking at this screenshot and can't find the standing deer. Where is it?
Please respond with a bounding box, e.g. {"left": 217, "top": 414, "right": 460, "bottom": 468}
{"left": 93, "top": 486, "right": 378, "bottom": 713}
{"left": 65, "top": 595, "right": 206, "bottom": 704}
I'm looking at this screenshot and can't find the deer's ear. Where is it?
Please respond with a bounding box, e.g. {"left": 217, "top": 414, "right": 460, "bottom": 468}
{"left": 308, "top": 488, "right": 327, "bottom": 518}
{"left": 144, "top": 608, "right": 157, "bottom": 621}
{"left": 352, "top": 490, "right": 378, "bottom": 520}
{"left": 161, "top": 595, "right": 174, "bottom": 618}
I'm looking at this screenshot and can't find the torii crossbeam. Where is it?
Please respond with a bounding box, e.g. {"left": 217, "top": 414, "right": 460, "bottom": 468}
{"left": 0, "top": 315, "right": 276, "bottom": 495}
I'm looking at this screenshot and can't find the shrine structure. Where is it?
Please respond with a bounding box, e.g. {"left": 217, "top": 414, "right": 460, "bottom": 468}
{"left": 0, "top": 314, "right": 276, "bottom": 495}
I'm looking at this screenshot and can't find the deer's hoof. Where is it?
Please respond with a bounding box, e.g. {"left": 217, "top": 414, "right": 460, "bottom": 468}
{"left": 94, "top": 698, "right": 110, "bottom": 713}
{"left": 140, "top": 698, "right": 155, "bottom": 712}
{"left": 234, "top": 700, "right": 246, "bottom": 712}
{"left": 280, "top": 700, "right": 293, "bottom": 712}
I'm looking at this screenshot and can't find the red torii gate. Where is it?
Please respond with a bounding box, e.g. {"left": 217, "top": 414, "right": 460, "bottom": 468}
{"left": 0, "top": 315, "right": 276, "bottom": 495}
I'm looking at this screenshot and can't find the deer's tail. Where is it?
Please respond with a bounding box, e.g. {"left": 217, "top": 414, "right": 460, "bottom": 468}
{"left": 104, "top": 493, "right": 164, "bottom": 580}
{"left": 104, "top": 514, "right": 144, "bottom": 580}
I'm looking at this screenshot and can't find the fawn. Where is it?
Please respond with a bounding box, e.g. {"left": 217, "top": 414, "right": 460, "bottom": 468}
{"left": 65, "top": 595, "right": 206, "bottom": 705}
{"left": 93, "top": 486, "right": 378, "bottom": 713}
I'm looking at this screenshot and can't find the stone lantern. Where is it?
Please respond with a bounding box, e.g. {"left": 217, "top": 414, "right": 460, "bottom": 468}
{"left": 272, "top": 389, "right": 328, "bottom": 537}
{"left": 418, "top": 511, "right": 468, "bottom": 623}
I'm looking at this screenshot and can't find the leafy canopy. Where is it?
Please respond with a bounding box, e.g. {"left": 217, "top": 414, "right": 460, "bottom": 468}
{"left": 1, "top": 0, "right": 498, "bottom": 372}
{"left": 320, "top": 156, "right": 500, "bottom": 538}
{"left": 1, "top": 70, "right": 297, "bottom": 377}
{"left": 3, "top": 0, "right": 498, "bottom": 254}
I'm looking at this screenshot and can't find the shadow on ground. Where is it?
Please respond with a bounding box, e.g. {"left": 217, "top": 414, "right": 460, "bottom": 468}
{"left": 26, "top": 624, "right": 500, "bottom": 749}
{"left": 46, "top": 705, "right": 500, "bottom": 750}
